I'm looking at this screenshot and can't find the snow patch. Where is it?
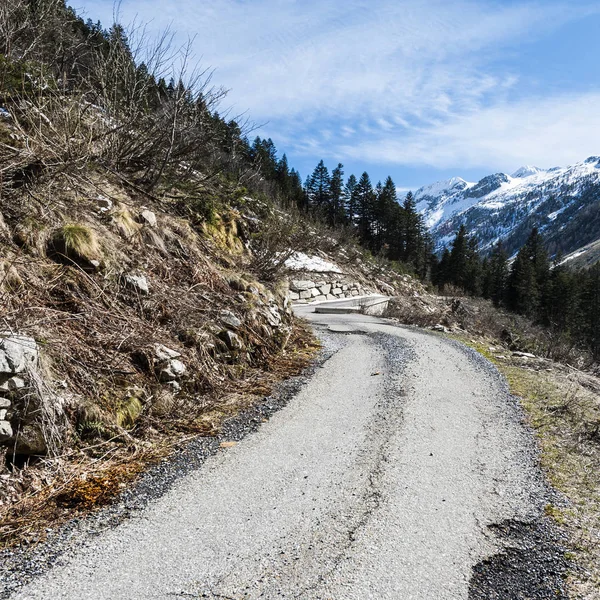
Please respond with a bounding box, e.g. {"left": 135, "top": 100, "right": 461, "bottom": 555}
{"left": 284, "top": 252, "right": 343, "bottom": 273}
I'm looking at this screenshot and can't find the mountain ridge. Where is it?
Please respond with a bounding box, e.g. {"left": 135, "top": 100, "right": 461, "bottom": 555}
{"left": 415, "top": 156, "right": 600, "bottom": 261}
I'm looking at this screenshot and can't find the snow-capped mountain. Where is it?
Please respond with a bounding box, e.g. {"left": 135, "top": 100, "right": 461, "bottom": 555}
{"left": 416, "top": 156, "right": 600, "bottom": 260}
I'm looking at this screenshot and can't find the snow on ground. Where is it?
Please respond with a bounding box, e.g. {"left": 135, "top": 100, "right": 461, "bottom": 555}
{"left": 284, "top": 252, "right": 343, "bottom": 273}
{"left": 560, "top": 249, "right": 586, "bottom": 264}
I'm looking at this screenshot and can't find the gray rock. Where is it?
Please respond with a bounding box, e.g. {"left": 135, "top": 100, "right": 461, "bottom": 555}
{"left": 264, "top": 306, "right": 282, "bottom": 327}
{"left": 0, "top": 420, "right": 13, "bottom": 442}
{"left": 140, "top": 210, "right": 157, "bottom": 227}
{"left": 220, "top": 310, "right": 242, "bottom": 329}
{"left": 332, "top": 288, "right": 342, "bottom": 296}
{"left": 310, "top": 288, "right": 320, "bottom": 298}
{"left": 124, "top": 274, "right": 149, "bottom": 295}
{"left": 154, "top": 344, "right": 181, "bottom": 361}
{"left": 319, "top": 284, "right": 332, "bottom": 296}
{"left": 432, "top": 324, "right": 448, "bottom": 333}
{"left": 0, "top": 397, "right": 10, "bottom": 408}
{"left": 351, "top": 290, "right": 359, "bottom": 296}
{"left": 0, "top": 409, "right": 7, "bottom": 420}
{"left": 326, "top": 294, "right": 336, "bottom": 300}
{"left": 165, "top": 380, "right": 181, "bottom": 393}
{"left": 0, "top": 334, "right": 38, "bottom": 374}
{"left": 290, "top": 280, "right": 315, "bottom": 292}
{"left": 159, "top": 359, "right": 187, "bottom": 382}
{"left": 289, "top": 292, "right": 300, "bottom": 301}
{"left": 313, "top": 295, "right": 327, "bottom": 302}
{"left": 299, "top": 290, "right": 311, "bottom": 300}
{"left": 315, "top": 281, "right": 326, "bottom": 287}
{"left": 220, "top": 330, "right": 244, "bottom": 351}
{"left": 342, "top": 285, "right": 349, "bottom": 291}
{"left": 512, "top": 351, "right": 536, "bottom": 359}
{"left": 12, "top": 424, "right": 46, "bottom": 455}
{"left": 0, "top": 376, "right": 26, "bottom": 393}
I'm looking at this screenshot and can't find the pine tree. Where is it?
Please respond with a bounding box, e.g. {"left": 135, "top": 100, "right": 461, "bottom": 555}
{"left": 447, "top": 225, "right": 469, "bottom": 291}
{"left": 307, "top": 160, "right": 331, "bottom": 215}
{"left": 484, "top": 242, "right": 509, "bottom": 306}
{"left": 355, "top": 172, "right": 375, "bottom": 246}
{"left": 582, "top": 264, "right": 600, "bottom": 360}
{"left": 344, "top": 174, "right": 358, "bottom": 226}
{"left": 506, "top": 228, "right": 549, "bottom": 319}
{"left": 329, "top": 163, "right": 346, "bottom": 227}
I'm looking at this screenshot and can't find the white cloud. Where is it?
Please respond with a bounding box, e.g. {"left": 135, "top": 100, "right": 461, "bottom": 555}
{"left": 337, "top": 92, "right": 600, "bottom": 171}
{"left": 79, "top": 0, "right": 600, "bottom": 172}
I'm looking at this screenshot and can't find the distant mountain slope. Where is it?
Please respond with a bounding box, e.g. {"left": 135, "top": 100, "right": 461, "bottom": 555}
{"left": 416, "top": 157, "right": 600, "bottom": 260}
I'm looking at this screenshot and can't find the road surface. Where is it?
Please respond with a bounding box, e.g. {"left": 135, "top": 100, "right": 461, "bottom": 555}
{"left": 9, "top": 304, "right": 550, "bottom": 599}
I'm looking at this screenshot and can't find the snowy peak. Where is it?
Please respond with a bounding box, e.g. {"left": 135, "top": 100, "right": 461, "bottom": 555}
{"left": 416, "top": 155, "right": 600, "bottom": 260}
{"left": 464, "top": 173, "right": 510, "bottom": 199}
{"left": 414, "top": 176, "right": 471, "bottom": 201}
{"left": 511, "top": 165, "right": 545, "bottom": 178}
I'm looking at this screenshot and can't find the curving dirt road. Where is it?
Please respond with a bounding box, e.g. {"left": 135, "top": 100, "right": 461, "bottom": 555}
{"left": 8, "top": 306, "right": 563, "bottom": 599}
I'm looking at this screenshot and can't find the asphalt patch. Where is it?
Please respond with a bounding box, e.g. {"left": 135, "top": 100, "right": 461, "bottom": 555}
{"left": 469, "top": 518, "right": 570, "bottom": 600}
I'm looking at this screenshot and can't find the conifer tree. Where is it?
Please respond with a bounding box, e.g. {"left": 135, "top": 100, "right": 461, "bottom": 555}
{"left": 355, "top": 172, "right": 375, "bottom": 246}
{"left": 307, "top": 160, "right": 331, "bottom": 215}
{"left": 329, "top": 163, "right": 346, "bottom": 227}
{"left": 344, "top": 174, "right": 358, "bottom": 226}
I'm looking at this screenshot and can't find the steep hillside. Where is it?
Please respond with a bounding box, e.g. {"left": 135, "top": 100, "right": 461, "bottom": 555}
{"left": 416, "top": 157, "right": 600, "bottom": 259}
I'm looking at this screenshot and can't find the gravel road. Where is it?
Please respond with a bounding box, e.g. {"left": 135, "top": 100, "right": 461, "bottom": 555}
{"left": 7, "top": 308, "right": 566, "bottom": 599}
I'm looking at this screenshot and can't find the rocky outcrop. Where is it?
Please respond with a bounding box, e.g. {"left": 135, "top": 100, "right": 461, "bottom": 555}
{"left": 0, "top": 333, "right": 39, "bottom": 443}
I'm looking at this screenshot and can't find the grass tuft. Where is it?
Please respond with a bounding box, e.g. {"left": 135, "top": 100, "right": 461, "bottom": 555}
{"left": 50, "top": 224, "right": 100, "bottom": 264}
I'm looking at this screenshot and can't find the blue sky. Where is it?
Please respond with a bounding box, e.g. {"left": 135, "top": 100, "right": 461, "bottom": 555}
{"left": 74, "top": 0, "right": 600, "bottom": 192}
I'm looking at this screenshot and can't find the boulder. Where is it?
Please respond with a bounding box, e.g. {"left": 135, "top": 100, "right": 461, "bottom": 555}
{"left": 0, "top": 397, "right": 10, "bottom": 408}
{"left": 289, "top": 292, "right": 300, "bottom": 301}
{"left": 159, "top": 359, "right": 187, "bottom": 382}
{"left": 124, "top": 274, "right": 149, "bottom": 295}
{"left": 332, "top": 288, "right": 342, "bottom": 296}
{"left": 319, "top": 284, "right": 331, "bottom": 296}
{"left": 299, "top": 290, "right": 311, "bottom": 300}
{"left": 220, "top": 310, "right": 242, "bottom": 329}
{"left": 310, "top": 288, "right": 320, "bottom": 298}
{"left": 290, "top": 280, "right": 315, "bottom": 292}
{"left": 140, "top": 210, "right": 157, "bottom": 227}
{"left": 0, "top": 420, "right": 12, "bottom": 442}
{"left": 263, "top": 305, "right": 282, "bottom": 327}
{"left": 12, "top": 423, "right": 46, "bottom": 455}
{"left": 313, "top": 295, "right": 327, "bottom": 302}
{"left": 0, "top": 334, "right": 38, "bottom": 374}
{"left": 0, "top": 376, "right": 26, "bottom": 393}
{"left": 219, "top": 330, "right": 244, "bottom": 351}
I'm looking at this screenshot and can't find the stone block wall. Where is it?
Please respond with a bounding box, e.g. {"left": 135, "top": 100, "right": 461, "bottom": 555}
{"left": 288, "top": 278, "right": 369, "bottom": 303}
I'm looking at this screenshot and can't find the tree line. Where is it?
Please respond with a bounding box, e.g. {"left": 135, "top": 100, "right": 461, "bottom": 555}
{"left": 434, "top": 226, "right": 600, "bottom": 360}
{"left": 249, "top": 150, "right": 434, "bottom": 278}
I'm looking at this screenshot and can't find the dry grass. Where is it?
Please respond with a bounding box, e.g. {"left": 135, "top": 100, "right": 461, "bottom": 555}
{"left": 0, "top": 168, "right": 322, "bottom": 549}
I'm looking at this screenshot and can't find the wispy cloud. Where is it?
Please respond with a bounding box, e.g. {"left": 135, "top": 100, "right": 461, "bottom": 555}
{"left": 81, "top": 0, "right": 600, "bottom": 174}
